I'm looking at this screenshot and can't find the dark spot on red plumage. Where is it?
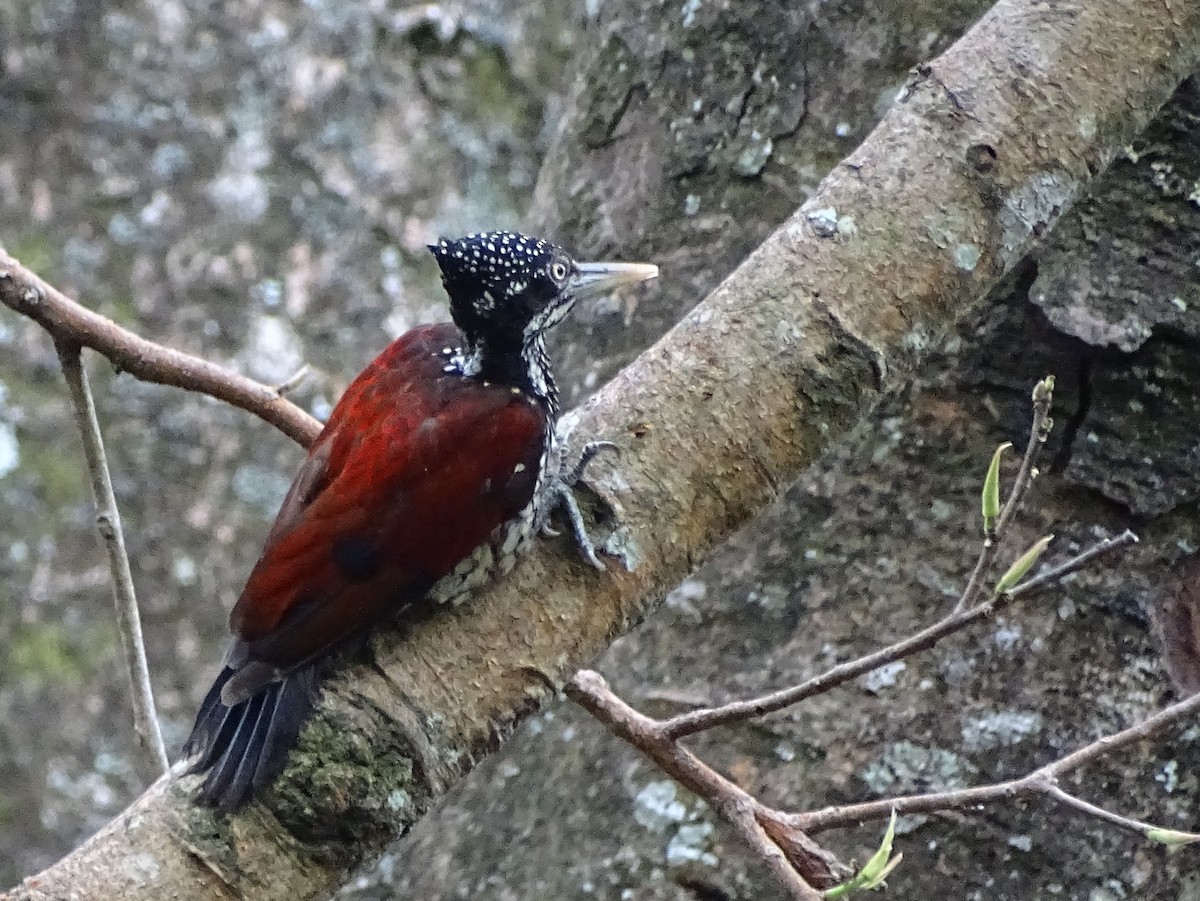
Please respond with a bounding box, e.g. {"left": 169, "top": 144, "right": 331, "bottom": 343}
{"left": 331, "top": 534, "right": 383, "bottom": 580}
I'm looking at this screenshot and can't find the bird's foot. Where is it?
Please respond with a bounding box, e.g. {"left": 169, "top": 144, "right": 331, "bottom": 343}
{"left": 542, "top": 440, "right": 619, "bottom": 570}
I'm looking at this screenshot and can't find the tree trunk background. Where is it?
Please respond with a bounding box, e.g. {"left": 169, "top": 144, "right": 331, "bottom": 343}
{"left": 385, "top": 3, "right": 1200, "bottom": 900}
{"left": 1, "top": 2, "right": 1198, "bottom": 901}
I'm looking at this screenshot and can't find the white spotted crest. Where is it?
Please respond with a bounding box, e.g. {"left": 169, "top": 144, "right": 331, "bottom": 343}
{"left": 429, "top": 231, "right": 658, "bottom": 410}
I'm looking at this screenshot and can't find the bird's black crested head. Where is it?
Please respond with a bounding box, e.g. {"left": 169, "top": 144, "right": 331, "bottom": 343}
{"left": 428, "top": 232, "right": 657, "bottom": 402}
{"left": 430, "top": 231, "right": 577, "bottom": 349}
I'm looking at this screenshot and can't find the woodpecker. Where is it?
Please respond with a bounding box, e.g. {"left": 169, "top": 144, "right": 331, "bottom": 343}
{"left": 183, "top": 231, "right": 657, "bottom": 811}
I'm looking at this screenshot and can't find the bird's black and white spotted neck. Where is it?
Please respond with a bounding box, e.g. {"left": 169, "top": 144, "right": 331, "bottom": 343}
{"left": 430, "top": 231, "right": 579, "bottom": 415}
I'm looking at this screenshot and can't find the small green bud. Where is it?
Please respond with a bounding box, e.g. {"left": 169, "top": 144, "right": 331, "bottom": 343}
{"left": 1032, "top": 374, "right": 1055, "bottom": 403}
{"left": 859, "top": 809, "right": 897, "bottom": 880}
{"left": 982, "top": 442, "right": 1012, "bottom": 535}
{"left": 1147, "top": 827, "right": 1200, "bottom": 847}
{"left": 824, "top": 811, "right": 901, "bottom": 897}
{"left": 860, "top": 853, "right": 903, "bottom": 889}
{"left": 995, "top": 534, "right": 1053, "bottom": 593}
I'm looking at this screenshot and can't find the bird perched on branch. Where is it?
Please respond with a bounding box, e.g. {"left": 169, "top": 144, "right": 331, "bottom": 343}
{"left": 183, "top": 231, "right": 657, "bottom": 811}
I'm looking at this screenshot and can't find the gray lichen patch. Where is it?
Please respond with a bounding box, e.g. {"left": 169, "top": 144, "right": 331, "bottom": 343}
{"left": 959, "top": 709, "right": 1044, "bottom": 753}
{"left": 953, "top": 242, "right": 982, "bottom": 271}
{"left": 860, "top": 740, "right": 977, "bottom": 795}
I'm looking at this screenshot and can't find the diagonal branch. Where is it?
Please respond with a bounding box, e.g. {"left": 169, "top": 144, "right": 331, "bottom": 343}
{"left": 796, "top": 689, "right": 1200, "bottom": 835}
{"left": 567, "top": 671, "right": 836, "bottom": 898}
{"left": 0, "top": 259, "right": 321, "bottom": 448}
{"left": 8, "top": 0, "right": 1200, "bottom": 897}
{"left": 571, "top": 522, "right": 1175, "bottom": 894}
{"left": 660, "top": 530, "right": 1137, "bottom": 740}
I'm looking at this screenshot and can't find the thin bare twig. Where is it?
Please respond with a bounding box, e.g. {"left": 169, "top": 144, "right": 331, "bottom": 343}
{"left": 55, "top": 340, "right": 169, "bottom": 774}
{"left": 953, "top": 377, "right": 1054, "bottom": 613}
{"left": 568, "top": 671, "right": 840, "bottom": 898}
{"left": 796, "top": 690, "right": 1200, "bottom": 834}
{"left": 1039, "top": 784, "right": 1198, "bottom": 842}
{"left": 660, "top": 530, "right": 1137, "bottom": 740}
{"left": 273, "top": 364, "right": 312, "bottom": 397}
{"left": 1007, "top": 530, "right": 1138, "bottom": 598}
{"left": 578, "top": 604, "right": 1197, "bottom": 897}
{"left": 0, "top": 253, "right": 321, "bottom": 448}
{"left": 571, "top": 378, "right": 1155, "bottom": 892}
{"left": 996, "top": 380, "right": 1055, "bottom": 537}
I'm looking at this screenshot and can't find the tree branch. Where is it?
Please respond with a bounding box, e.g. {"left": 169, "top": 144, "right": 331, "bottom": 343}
{"left": 570, "top": 524, "right": 1141, "bottom": 895}
{"left": 54, "top": 340, "right": 169, "bottom": 774}
{"left": 659, "top": 530, "right": 1137, "bottom": 740}
{"left": 572, "top": 519, "right": 1163, "bottom": 894}
{"left": 953, "top": 377, "right": 1053, "bottom": 613}
{"left": 9, "top": 0, "right": 1200, "bottom": 897}
{"left": 0, "top": 260, "right": 321, "bottom": 448}
{"left": 567, "top": 671, "right": 839, "bottom": 897}
{"left": 796, "top": 689, "right": 1200, "bottom": 835}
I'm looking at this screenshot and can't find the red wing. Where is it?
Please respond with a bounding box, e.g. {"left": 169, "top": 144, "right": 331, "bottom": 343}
{"left": 228, "top": 323, "right": 546, "bottom": 678}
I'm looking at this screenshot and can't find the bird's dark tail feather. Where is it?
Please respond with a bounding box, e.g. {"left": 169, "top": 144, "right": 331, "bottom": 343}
{"left": 182, "top": 664, "right": 318, "bottom": 812}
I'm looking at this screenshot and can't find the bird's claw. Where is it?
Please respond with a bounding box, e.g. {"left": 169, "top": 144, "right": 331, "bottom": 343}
{"left": 547, "top": 440, "right": 621, "bottom": 570}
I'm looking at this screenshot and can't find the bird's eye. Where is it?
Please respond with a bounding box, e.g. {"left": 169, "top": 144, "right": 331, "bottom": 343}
{"left": 550, "top": 261, "right": 570, "bottom": 282}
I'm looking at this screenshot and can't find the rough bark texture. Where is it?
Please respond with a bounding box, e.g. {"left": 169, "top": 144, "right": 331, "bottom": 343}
{"left": 533, "top": 0, "right": 999, "bottom": 406}
{"left": 8, "top": 0, "right": 1200, "bottom": 899}
{"left": 382, "top": 4, "right": 1200, "bottom": 901}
